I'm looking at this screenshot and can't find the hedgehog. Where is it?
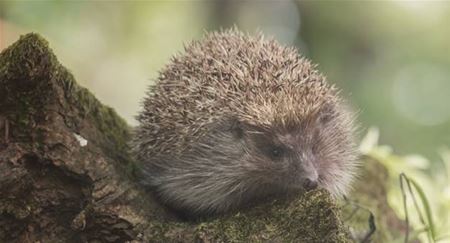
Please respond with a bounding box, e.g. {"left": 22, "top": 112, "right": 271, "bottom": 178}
{"left": 131, "top": 29, "right": 358, "bottom": 217}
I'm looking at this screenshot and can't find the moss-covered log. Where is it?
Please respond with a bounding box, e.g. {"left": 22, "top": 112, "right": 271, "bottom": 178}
{"left": 0, "top": 33, "right": 363, "bottom": 242}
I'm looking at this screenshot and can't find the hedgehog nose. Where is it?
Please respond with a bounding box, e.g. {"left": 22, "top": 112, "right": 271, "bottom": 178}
{"left": 303, "top": 178, "right": 318, "bottom": 191}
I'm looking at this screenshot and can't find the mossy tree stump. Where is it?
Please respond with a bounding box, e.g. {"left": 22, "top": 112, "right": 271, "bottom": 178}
{"left": 0, "top": 33, "right": 356, "bottom": 242}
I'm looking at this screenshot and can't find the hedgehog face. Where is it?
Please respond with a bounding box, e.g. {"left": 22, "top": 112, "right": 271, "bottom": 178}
{"left": 238, "top": 102, "right": 357, "bottom": 198}
{"left": 243, "top": 126, "right": 321, "bottom": 193}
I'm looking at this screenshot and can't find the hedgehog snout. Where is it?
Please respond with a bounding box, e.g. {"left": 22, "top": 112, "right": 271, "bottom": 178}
{"left": 298, "top": 156, "right": 319, "bottom": 191}
{"left": 303, "top": 178, "right": 318, "bottom": 191}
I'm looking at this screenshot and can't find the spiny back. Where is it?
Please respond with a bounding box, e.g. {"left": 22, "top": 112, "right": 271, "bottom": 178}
{"left": 134, "top": 29, "right": 338, "bottom": 158}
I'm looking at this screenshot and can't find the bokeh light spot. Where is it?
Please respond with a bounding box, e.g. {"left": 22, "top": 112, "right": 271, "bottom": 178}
{"left": 392, "top": 64, "right": 450, "bottom": 126}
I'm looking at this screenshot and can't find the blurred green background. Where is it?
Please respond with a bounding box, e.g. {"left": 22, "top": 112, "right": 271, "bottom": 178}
{"left": 1, "top": 1, "right": 449, "bottom": 161}
{"left": 1, "top": 1, "right": 450, "bottom": 241}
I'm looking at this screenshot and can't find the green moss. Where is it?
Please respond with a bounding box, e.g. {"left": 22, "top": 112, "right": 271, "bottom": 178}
{"left": 54, "top": 63, "right": 132, "bottom": 165}
{"left": 0, "top": 34, "right": 55, "bottom": 133}
{"left": 143, "top": 190, "right": 353, "bottom": 242}
{"left": 0, "top": 33, "right": 133, "bottom": 171}
{"left": 0, "top": 33, "right": 54, "bottom": 82}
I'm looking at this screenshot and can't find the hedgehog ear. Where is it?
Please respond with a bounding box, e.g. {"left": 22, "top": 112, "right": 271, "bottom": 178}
{"left": 229, "top": 117, "right": 244, "bottom": 139}
{"left": 318, "top": 103, "right": 334, "bottom": 125}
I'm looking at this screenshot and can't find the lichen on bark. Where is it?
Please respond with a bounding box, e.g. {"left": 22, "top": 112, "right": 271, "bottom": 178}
{"left": 0, "top": 33, "right": 355, "bottom": 242}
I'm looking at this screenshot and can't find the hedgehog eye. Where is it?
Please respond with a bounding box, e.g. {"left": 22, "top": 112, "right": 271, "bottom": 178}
{"left": 270, "top": 146, "right": 284, "bottom": 159}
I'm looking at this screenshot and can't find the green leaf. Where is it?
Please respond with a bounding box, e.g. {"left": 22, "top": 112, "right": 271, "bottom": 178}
{"left": 409, "top": 177, "right": 436, "bottom": 241}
